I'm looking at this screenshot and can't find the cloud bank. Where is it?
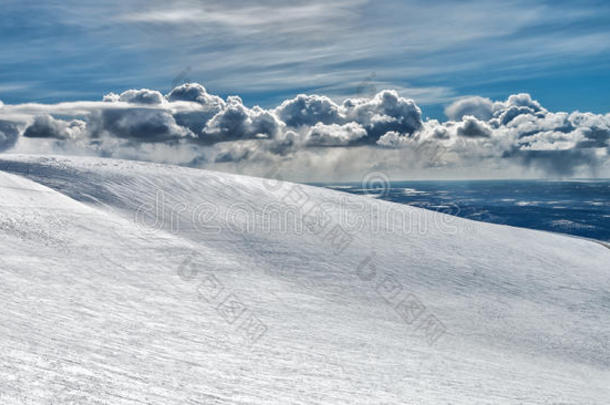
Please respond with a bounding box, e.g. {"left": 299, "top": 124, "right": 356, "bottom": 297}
{"left": 0, "top": 84, "right": 608, "bottom": 181}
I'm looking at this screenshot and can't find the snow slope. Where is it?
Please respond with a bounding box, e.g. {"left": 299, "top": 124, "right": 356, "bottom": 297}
{"left": 0, "top": 154, "right": 609, "bottom": 404}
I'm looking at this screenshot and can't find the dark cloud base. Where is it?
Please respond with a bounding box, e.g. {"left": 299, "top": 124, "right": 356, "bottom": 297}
{"left": 0, "top": 83, "right": 608, "bottom": 179}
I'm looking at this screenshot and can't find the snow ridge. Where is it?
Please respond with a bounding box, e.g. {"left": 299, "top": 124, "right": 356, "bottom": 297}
{"left": 0, "top": 154, "right": 609, "bottom": 404}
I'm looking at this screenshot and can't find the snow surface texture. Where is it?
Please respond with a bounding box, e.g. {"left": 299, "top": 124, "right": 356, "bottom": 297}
{"left": 0, "top": 154, "right": 609, "bottom": 404}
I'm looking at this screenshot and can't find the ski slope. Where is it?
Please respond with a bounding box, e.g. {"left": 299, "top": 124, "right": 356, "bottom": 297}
{"left": 0, "top": 154, "right": 609, "bottom": 404}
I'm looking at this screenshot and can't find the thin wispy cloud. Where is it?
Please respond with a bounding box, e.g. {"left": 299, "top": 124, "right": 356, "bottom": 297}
{"left": 2, "top": 0, "right": 610, "bottom": 111}
{"left": 1, "top": 0, "right": 609, "bottom": 180}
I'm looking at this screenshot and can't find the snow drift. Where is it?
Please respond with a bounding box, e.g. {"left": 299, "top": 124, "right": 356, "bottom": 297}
{"left": 0, "top": 155, "right": 608, "bottom": 404}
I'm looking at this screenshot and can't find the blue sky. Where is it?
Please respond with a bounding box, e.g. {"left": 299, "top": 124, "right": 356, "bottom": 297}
{"left": 2, "top": 0, "right": 610, "bottom": 118}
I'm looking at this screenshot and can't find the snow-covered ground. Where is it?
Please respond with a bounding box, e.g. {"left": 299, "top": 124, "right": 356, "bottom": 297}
{"left": 0, "top": 154, "right": 608, "bottom": 404}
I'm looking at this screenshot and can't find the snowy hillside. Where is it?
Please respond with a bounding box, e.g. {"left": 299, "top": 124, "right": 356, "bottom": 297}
{"left": 0, "top": 154, "right": 609, "bottom": 404}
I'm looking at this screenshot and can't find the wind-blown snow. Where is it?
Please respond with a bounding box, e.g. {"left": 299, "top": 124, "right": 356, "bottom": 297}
{"left": 0, "top": 155, "right": 608, "bottom": 404}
